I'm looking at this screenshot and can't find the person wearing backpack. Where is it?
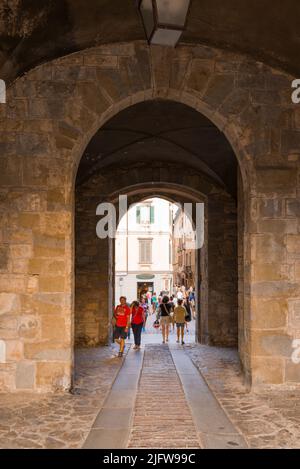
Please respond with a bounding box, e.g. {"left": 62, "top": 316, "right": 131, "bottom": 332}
{"left": 174, "top": 298, "right": 187, "bottom": 345}
{"left": 158, "top": 295, "right": 172, "bottom": 344}
{"left": 184, "top": 296, "right": 192, "bottom": 333}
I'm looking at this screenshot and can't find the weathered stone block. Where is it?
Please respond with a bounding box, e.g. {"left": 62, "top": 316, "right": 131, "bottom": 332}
{"left": 18, "top": 213, "right": 40, "bottom": 229}
{"left": 41, "top": 316, "right": 67, "bottom": 341}
{"left": 36, "top": 362, "right": 69, "bottom": 389}
{"left": 252, "top": 234, "right": 285, "bottom": 263}
{"left": 46, "top": 189, "right": 66, "bottom": 211}
{"left": 36, "top": 81, "right": 76, "bottom": 98}
{"left": 256, "top": 168, "right": 297, "bottom": 195}
{"left": 186, "top": 59, "right": 213, "bottom": 95}
{"left": 0, "top": 316, "right": 18, "bottom": 339}
{"left": 219, "top": 88, "right": 249, "bottom": 116}
{"left": 16, "top": 361, "right": 35, "bottom": 389}
{"left": 18, "top": 316, "right": 39, "bottom": 339}
{"left": 33, "top": 233, "right": 65, "bottom": 257}
{"left": 24, "top": 342, "right": 71, "bottom": 360}
{"left": 287, "top": 235, "right": 300, "bottom": 254}
{"left": 288, "top": 301, "right": 300, "bottom": 328}
{"left": 77, "top": 82, "right": 111, "bottom": 114}
{"left": 39, "top": 277, "right": 66, "bottom": 293}
{"left": 0, "top": 293, "right": 19, "bottom": 315}
{"left": 11, "top": 258, "right": 28, "bottom": 274}
{"left": 285, "top": 361, "right": 300, "bottom": 383}
{"left": 252, "top": 263, "right": 287, "bottom": 282}
{"left": 259, "top": 199, "right": 284, "bottom": 218}
{"left": 252, "top": 280, "right": 299, "bottom": 298}
{"left": 252, "top": 298, "right": 287, "bottom": 329}
{"left": 40, "top": 212, "right": 71, "bottom": 236}
{"left": 0, "top": 155, "right": 22, "bottom": 186}
{"left": 257, "top": 219, "right": 298, "bottom": 234}
{"left": 16, "top": 133, "right": 51, "bottom": 156}
{"left": 98, "top": 69, "right": 131, "bottom": 102}
{"left": 252, "top": 331, "right": 292, "bottom": 357}
{"left": 134, "top": 43, "right": 152, "bottom": 90}
{"left": 5, "top": 340, "right": 23, "bottom": 361}
{"left": 295, "top": 262, "right": 300, "bottom": 280}
{"left": 10, "top": 244, "right": 32, "bottom": 259}
{"left": 281, "top": 130, "right": 300, "bottom": 156}
{"left": 0, "top": 275, "right": 26, "bottom": 293}
{"left": 286, "top": 199, "right": 300, "bottom": 217}
{"left": 252, "top": 357, "right": 284, "bottom": 385}
{"left": 0, "top": 245, "right": 8, "bottom": 269}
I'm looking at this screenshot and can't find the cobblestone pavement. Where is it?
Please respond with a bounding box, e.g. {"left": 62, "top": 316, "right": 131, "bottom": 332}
{"left": 185, "top": 344, "right": 300, "bottom": 449}
{"left": 128, "top": 344, "right": 201, "bottom": 449}
{"left": 0, "top": 346, "right": 123, "bottom": 449}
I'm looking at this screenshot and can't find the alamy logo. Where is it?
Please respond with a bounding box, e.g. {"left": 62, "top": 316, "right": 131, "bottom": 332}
{"left": 96, "top": 195, "right": 204, "bottom": 249}
{"left": 291, "top": 339, "right": 300, "bottom": 364}
{"left": 291, "top": 79, "right": 300, "bottom": 104}
{"left": 0, "top": 79, "right": 6, "bottom": 103}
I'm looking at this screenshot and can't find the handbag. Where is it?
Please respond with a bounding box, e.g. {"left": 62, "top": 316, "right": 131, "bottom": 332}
{"left": 153, "top": 319, "right": 160, "bottom": 328}
{"left": 111, "top": 315, "right": 117, "bottom": 327}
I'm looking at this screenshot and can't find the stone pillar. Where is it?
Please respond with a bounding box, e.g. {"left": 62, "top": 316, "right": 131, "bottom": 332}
{"left": 250, "top": 164, "right": 300, "bottom": 386}
{"left": 206, "top": 191, "right": 238, "bottom": 347}
{"left": 0, "top": 138, "right": 73, "bottom": 391}
{"left": 75, "top": 193, "right": 110, "bottom": 347}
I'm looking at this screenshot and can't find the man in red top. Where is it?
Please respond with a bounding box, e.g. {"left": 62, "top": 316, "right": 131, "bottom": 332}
{"left": 113, "top": 296, "right": 131, "bottom": 357}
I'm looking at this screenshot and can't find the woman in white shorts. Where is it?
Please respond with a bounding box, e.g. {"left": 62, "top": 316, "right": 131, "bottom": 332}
{"left": 158, "top": 295, "right": 172, "bottom": 344}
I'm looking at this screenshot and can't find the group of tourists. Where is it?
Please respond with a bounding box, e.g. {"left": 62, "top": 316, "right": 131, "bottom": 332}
{"left": 112, "top": 286, "right": 196, "bottom": 357}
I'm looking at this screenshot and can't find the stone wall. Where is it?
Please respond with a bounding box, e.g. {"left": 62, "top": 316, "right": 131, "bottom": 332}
{"left": 75, "top": 194, "right": 110, "bottom": 347}
{"left": 207, "top": 192, "right": 238, "bottom": 347}
{"left": 0, "top": 40, "right": 299, "bottom": 391}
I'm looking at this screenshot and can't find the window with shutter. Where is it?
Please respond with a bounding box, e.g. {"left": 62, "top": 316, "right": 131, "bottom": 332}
{"left": 139, "top": 239, "right": 152, "bottom": 264}
{"left": 150, "top": 206, "right": 154, "bottom": 224}
{"left": 136, "top": 207, "right": 141, "bottom": 224}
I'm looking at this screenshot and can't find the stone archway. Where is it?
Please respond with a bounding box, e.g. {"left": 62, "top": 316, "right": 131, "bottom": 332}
{"left": 74, "top": 97, "right": 241, "bottom": 384}
{"left": 1, "top": 41, "right": 298, "bottom": 392}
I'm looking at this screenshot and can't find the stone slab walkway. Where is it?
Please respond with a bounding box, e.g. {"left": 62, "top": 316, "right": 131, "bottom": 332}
{"left": 170, "top": 347, "right": 247, "bottom": 449}
{"left": 83, "top": 347, "right": 144, "bottom": 449}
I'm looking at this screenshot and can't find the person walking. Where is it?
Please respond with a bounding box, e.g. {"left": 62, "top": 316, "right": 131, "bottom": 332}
{"left": 159, "top": 295, "right": 172, "bottom": 344}
{"left": 141, "top": 297, "right": 149, "bottom": 332}
{"left": 169, "top": 295, "right": 176, "bottom": 333}
{"left": 130, "top": 300, "right": 145, "bottom": 350}
{"left": 189, "top": 288, "right": 196, "bottom": 320}
{"left": 174, "top": 298, "right": 187, "bottom": 345}
{"left": 113, "top": 296, "right": 131, "bottom": 357}
{"left": 151, "top": 292, "right": 158, "bottom": 314}
{"left": 184, "top": 297, "right": 192, "bottom": 333}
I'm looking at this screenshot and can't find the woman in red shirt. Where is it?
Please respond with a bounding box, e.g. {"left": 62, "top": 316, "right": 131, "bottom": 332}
{"left": 130, "top": 301, "right": 145, "bottom": 350}
{"left": 113, "top": 296, "right": 131, "bottom": 357}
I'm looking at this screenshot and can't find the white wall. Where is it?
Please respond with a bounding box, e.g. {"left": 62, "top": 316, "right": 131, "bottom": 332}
{"left": 115, "top": 198, "right": 176, "bottom": 304}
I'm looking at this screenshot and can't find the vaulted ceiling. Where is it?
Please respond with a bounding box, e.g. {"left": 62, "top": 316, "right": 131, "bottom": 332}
{"left": 0, "top": 0, "right": 299, "bottom": 84}
{"left": 76, "top": 100, "right": 238, "bottom": 197}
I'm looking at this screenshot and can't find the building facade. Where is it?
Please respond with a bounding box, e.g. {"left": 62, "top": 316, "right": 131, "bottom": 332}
{"left": 115, "top": 198, "right": 174, "bottom": 304}
{"left": 173, "top": 208, "right": 197, "bottom": 289}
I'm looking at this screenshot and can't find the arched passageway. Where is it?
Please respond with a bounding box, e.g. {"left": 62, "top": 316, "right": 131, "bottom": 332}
{"left": 2, "top": 40, "right": 298, "bottom": 394}
{"left": 74, "top": 99, "right": 243, "bottom": 378}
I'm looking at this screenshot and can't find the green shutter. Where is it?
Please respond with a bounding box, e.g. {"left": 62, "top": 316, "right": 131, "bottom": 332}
{"left": 150, "top": 206, "right": 154, "bottom": 224}
{"left": 136, "top": 207, "right": 141, "bottom": 223}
